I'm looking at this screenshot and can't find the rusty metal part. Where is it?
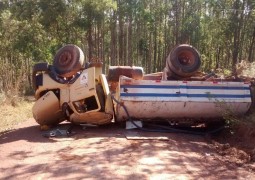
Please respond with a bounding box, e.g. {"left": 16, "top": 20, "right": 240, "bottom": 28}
{"left": 163, "top": 67, "right": 183, "bottom": 80}
{"left": 88, "top": 61, "right": 103, "bottom": 68}
{"left": 143, "top": 72, "right": 163, "bottom": 80}
{"left": 70, "top": 111, "right": 113, "bottom": 125}
{"left": 189, "top": 72, "right": 216, "bottom": 81}
{"left": 107, "top": 66, "right": 144, "bottom": 82}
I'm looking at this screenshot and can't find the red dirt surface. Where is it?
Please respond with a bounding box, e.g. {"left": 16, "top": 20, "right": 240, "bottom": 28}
{"left": 0, "top": 119, "right": 254, "bottom": 179}
{"left": 212, "top": 122, "right": 255, "bottom": 165}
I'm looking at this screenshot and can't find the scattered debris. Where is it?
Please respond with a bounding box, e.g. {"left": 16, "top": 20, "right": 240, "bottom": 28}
{"left": 42, "top": 125, "right": 74, "bottom": 138}
{"left": 211, "top": 141, "right": 251, "bottom": 165}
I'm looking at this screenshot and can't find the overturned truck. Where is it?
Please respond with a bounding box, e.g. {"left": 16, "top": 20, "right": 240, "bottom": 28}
{"left": 32, "top": 44, "right": 252, "bottom": 127}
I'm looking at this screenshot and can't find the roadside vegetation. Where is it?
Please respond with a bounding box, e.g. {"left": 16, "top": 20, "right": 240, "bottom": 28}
{"left": 0, "top": 93, "right": 33, "bottom": 133}
{"left": 208, "top": 61, "right": 255, "bottom": 163}
{"left": 0, "top": 0, "right": 255, "bottom": 94}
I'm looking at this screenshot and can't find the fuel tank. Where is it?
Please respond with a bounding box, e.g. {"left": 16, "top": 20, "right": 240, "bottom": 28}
{"left": 114, "top": 76, "right": 252, "bottom": 122}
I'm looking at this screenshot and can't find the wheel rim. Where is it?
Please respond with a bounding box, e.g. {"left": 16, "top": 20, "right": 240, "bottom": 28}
{"left": 178, "top": 51, "right": 195, "bottom": 66}
{"left": 58, "top": 50, "right": 73, "bottom": 67}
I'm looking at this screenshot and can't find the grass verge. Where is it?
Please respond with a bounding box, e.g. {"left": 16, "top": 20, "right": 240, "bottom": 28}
{"left": 0, "top": 98, "right": 33, "bottom": 133}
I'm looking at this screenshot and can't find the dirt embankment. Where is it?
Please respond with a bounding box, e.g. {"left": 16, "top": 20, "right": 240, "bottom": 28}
{"left": 211, "top": 121, "right": 255, "bottom": 166}
{"left": 211, "top": 59, "right": 255, "bottom": 167}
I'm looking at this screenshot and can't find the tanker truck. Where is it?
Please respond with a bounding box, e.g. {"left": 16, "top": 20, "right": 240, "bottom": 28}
{"left": 32, "top": 44, "right": 252, "bottom": 128}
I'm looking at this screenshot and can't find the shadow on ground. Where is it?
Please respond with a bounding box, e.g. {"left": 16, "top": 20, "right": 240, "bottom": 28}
{"left": 0, "top": 120, "right": 254, "bottom": 179}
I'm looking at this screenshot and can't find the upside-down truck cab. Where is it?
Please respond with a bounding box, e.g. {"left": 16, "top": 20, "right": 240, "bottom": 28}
{"left": 32, "top": 44, "right": 252, "bottom": 127}
{"left": 33, "top": 65, "right": 114, "bottom": 125}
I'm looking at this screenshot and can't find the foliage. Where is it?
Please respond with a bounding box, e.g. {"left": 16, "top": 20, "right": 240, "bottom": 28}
{"left": 0, "top": 0, "right": 254, "bottom": 94}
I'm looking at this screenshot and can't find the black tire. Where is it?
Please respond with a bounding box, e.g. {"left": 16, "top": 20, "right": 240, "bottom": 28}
{"left": 32, "top": 62, "right": 49, "bottom": 90}
{"left": 167, "top": 44, "right": 201, "bottom": 77}
{"left": 53, "top": 44, "right": 85, "bottom": 77}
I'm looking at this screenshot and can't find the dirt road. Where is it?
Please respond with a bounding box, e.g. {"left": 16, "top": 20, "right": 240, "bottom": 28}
{"left": 0, "top": 119, "right": 254, "bottom": 179}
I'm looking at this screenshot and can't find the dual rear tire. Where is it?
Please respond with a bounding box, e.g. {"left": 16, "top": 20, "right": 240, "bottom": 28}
{"left": 165, "top": 44, "right": 201, "bottom": 79}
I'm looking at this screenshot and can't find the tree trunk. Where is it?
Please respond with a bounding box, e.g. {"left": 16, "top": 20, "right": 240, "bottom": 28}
{"left": 118, "top": 0, "right": 124, "bottom": 65}
{"left": 123, "top": 21, "right": 127, "bottom": 66}
{"left": 153, "top": 25, "right": 157, "bottom": 73}
{"left": 110, "top": 10, "right": 117, "bottom": 65}
{"left": 87, "top": 25, "right": 93, "bottom": 62}
{"left": 174, "top": 0, "right": 180, "bottom": 45}
{"left": 232, "top": 0, "right": 242, "bottom": 74}
{"left": 127, "top": 15, "right": 133, "bottom": 66}
{"left": 148, "top": 32, "right": 153, "bottom": 73}
{"left": 248, "top": 26, "right": 255, "bottom": 62}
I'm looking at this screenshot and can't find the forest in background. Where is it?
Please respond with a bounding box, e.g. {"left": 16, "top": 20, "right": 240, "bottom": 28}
{"left": 0, "top": 0, "right": 254, "bottom": 95}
